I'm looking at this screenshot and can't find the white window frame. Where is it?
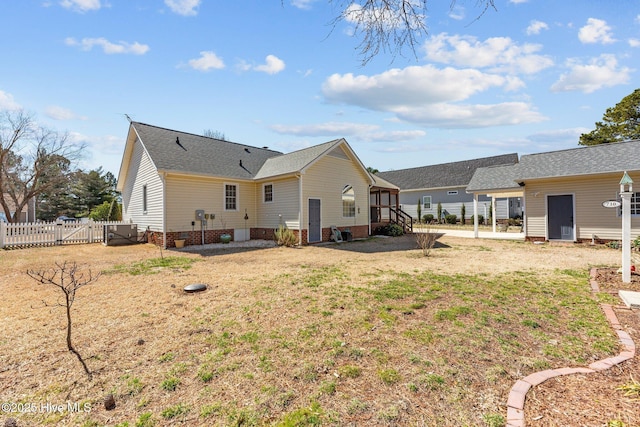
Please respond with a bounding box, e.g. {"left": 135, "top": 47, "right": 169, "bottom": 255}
{"left": 342, "top": 185, "right": 355, "bottom": 218}
{"left": 422, "top": 196, "right": 432, "bottom": 209}
{"left": 263, "top": 183, "right": 274, "bottom": 203}
{"left": 224, "top": 183, "right": 238, "bottom": 211}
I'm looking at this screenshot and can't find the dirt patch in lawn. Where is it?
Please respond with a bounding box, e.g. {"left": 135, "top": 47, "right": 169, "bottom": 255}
{"left": 0, "top": 235, "right": 637, "bottom": 426}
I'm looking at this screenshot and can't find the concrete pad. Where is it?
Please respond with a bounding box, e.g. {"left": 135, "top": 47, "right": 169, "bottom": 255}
{"left": 619, "top": 290, "right": 640, "bottom": 309}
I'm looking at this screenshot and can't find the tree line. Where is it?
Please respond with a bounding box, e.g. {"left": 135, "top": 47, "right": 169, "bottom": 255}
{"left": 0, "top": 110, "right": 119, "bottom": 223}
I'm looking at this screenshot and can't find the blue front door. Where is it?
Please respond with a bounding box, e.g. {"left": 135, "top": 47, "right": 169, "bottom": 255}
{"left": 308, "top": 199, "right": 321, "bottom": 242}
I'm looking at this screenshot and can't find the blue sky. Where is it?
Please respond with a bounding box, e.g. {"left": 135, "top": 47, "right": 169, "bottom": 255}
{"left": 1, "top": 0, "right": 638, "bottom": 176}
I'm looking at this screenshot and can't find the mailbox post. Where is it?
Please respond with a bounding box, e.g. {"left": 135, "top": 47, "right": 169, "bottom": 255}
{"left": 620, "top": 171, "right": 634, "bottom": 283}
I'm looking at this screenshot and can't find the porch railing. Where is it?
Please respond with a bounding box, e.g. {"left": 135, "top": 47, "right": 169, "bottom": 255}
{"left": 390, "top": 207, "right": 413, "bottom": 233}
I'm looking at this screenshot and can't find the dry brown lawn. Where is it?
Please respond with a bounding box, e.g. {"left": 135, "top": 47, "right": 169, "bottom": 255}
{"left": 0, "top": 235, "right": 638, "bottom": 426}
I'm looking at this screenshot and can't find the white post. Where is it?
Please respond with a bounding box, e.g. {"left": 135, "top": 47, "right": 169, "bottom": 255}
{"left": 620, "top": 171, "right": 634, "bottom": 284}
{"left": 473, "top": 194, "right": 479, "bottom": 238}
{"left": 491, "top": 196, "right": 497, "bottom": 233}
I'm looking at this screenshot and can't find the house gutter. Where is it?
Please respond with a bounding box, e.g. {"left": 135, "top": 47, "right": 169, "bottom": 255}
{"left": 368, "top": 184, "right": 372, "bottom": 236}
{"left": 297, "top": 174, "right": 303, "bottom": 246}
{"left": 160, "top": 172, "right": 167, "bottom": 249}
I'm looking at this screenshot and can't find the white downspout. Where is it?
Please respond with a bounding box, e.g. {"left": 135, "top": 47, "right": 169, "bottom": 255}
{"left": 368, "top": 185, "right": 372, "bottom": 237}
{"left": 297, "top": 174, "right": 303, "bottom": 246}
{"left": 160, "top": 172, "right": 167, "bottom": 249}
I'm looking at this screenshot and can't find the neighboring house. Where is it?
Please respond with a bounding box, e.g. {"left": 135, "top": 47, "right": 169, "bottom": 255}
{"left": 467, "top": 140, "right": 640, "bottom": 242}
{"left": 116, "top": 122, "right": 374, "bottom": 247}
{"left": 1, "top": 194, "right": 35, "bottom": 223}
{"left": 376, "top": 154, "right": 520, "bottom": 222}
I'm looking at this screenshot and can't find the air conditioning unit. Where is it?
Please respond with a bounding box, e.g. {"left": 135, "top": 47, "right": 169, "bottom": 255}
{"left": 104, "top": 224, "right": 138, "bottom": 246}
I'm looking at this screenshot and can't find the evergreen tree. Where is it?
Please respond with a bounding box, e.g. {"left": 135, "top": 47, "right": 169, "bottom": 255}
{"left": 579, "top": 89, "right": 640, "bottom": 145}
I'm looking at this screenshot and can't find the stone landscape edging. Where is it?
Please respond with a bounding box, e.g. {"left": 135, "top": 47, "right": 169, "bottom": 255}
{"left": 505, "top": 267, "right": 637, "bottom": 427}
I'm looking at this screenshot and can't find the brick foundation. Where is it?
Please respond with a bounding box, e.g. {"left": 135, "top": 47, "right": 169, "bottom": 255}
{"left": 150, "top": 224, "right": 371, "bottom": 247}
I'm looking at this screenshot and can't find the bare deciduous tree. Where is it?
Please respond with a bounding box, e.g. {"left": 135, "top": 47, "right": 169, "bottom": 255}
{"left": 27, "top": 261, "right": 100, "bottom": 380}
{"left": 0, "top": 110, "right": 84, "bottom": 222}
{"left": 326, "top": 0, "right": 497, "bottom": 64}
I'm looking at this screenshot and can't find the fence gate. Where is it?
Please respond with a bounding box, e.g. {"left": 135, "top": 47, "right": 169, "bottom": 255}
{"left": 0, "top": 220, "right": 130, "bottom": 249}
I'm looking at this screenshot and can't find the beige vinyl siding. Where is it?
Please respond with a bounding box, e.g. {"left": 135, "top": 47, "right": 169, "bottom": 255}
{"left": 257, "top": 177, "right": 300, "bottom": 229}
{"left": 121, "top": 139, "right": 164, "bottom": 232}
{"left": 165, "top": 176, "right": 257, "bottom": 231}
{"left": 302, "top": 150, "right": 370, "bottom": 230}
{"left": 524, "top": 172, "right": 640, "bottom": 240}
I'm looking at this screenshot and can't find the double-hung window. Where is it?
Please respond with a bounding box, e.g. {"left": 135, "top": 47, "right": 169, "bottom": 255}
{"left": 264, "top": 184, "right": 273, "bottom": 203}
{"left": 422, "top": 196, "right": 431, "bottom": 209}
{"left": 225, "top": 184, "right": 237, "bottom": 211}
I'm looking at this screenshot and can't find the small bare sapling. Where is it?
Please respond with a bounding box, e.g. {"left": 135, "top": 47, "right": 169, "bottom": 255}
{"left": 416, "top": 227, "right": 439, "bottom": 257}
{"left": 27, "top": 261, "right": 100, "bottom": 380}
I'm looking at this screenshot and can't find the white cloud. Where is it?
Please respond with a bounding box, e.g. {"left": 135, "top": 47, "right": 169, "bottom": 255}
{"left": 254, "top": 55, "right": 286, "bottom": 74}
{"left": 527, "top": 127, "right": 591, "bottom": 143}
{"left": 270, "top": 122, "right": 379, "bottom": 136}
{"left": 323, "top": 65, "right": 507, "bottom": 108}
{"left": 0, "top": 90, "right": 21, "bottom": 110}
{"left": 291, "top": 0, "right": 317, "bottom": 10}
{"left": 88, "top": 134, "right": 123, "bottom": 156}
{"left": 424, "top": 33, "right": 553, "bottom": 74}
{"left": 322, "top": 65, "right": 546, "bottom": 128}
{"left": 270, "top": 121, "right": 426, "bottom": 142}
{"left": 448, "top": 5, "right": 464, "bottom": 21}
{"left": 188, "top": 51, "right": 225, "bottom": 71}
{"left": 360, "top": 129, "right": 427, "bottom": 142}
{"left": 551, "top": 54, "right": 631, "bottom": 93}
{"left": 65, "top": 37, "right": 149, "bottom": 55}
{"left": 509, "top": 0, "right": 528, "bottom": 3}
{"left": 393, "top": 102, "right": 546, "bottom": 128}
{"left": 629, "top": 38, "right": 640, "bottom": 48}
{"left": 165, "top": 0, "right": 200, "bottom": 16}
{"left": 44, "top": 105, "right": 87, "bottom": 121}
{"left": 578, "top": 18, "right": 616, "bottom": 44}
{"left": 526, "top": 20, "right": 548, "bottom": 35}
{"left": 59, "top": 0, "right": 103, "bottom": 13}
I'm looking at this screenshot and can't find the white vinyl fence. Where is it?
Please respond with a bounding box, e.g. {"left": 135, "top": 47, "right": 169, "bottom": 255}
{"left": 0, "top": 220, "right": 131, "bottom": 249}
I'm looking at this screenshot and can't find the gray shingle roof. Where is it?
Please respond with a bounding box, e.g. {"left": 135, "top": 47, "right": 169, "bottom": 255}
{"left": 132, "top": 122, "right": 282, "bottom": 180}
{"left": 253, "top": 139, "right": 343, "bottom": 179}
{"left": 466, "top": 163, "right": 522, "bottom": 193}
{"left": 515, "top": 139, "right": 640, "bottom": 180}
{"left": 376, "top": 153, "right": 519, "bottom": 190}
{"left": 466, "top": 140, "right": 640, "bottom": 193}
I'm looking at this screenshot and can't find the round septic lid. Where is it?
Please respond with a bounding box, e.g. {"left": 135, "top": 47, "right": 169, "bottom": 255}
{"left": 184, "top": 283, "right": 207, "bottom": 293}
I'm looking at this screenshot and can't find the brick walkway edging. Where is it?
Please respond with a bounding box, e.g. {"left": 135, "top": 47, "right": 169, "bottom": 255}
{"left": 505, "top": 268, "right": 637, "bottom": 427}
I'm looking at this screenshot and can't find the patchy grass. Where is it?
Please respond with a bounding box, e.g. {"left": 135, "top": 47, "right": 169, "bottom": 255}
{"left": 104, "top": 256, "right": 197, "bottom": 275}
{"left": 0, "top": 238, "right": 628, "bottom": 426}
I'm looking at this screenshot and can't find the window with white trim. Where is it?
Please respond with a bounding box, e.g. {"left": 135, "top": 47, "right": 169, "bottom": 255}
{"left": 422, "top": 196, "right": 431, "bottom": 209}
{"left": 225, "top": 184, "right": 237, "bottom": 211}
{"left": 264, "top": 183, "right": 273, "bottom": 203}
{"left": 342, "top": 185, "right": 355, "bottom": 217}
